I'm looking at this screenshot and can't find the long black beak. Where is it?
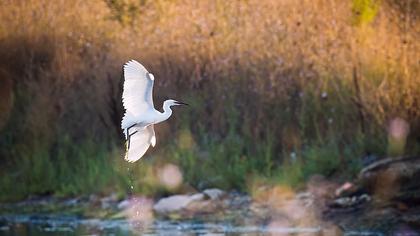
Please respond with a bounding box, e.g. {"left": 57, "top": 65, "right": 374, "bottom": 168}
{"left": 175, "top": 101, "right": 189, "bottom": 106}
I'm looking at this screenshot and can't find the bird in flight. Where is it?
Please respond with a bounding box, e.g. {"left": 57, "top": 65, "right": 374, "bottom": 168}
{"left": 121, "top": 60, "right": 187, "bottom": 162}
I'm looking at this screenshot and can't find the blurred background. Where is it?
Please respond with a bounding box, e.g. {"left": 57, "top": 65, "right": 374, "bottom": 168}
{"left": 0, "top": 0, "right": 419, "bottom": 234}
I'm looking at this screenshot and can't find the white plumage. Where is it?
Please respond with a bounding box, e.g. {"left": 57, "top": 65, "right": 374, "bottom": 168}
{"left": 121, "top": 60, "right": 187, "bottom": 162}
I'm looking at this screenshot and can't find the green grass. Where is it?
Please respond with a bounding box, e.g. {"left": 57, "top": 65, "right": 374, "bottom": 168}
{"left": 1, "top": 90, "right": 415, "bottom": 201}
{"left": 0, "top": 137, "right": 128, "bottom": 201}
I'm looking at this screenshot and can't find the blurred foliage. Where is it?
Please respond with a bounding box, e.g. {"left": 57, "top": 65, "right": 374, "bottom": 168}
{"left": 104, "top": 0, "right": 149, "bottom": 26}
{"left": 0, "top": 137, "right": 128, "bottom": 201}
{"left": 0, "top": 0, "right": 419, "bottom": 201}
{"left": 352, "top": 0, "right": 380, "bottom": 25}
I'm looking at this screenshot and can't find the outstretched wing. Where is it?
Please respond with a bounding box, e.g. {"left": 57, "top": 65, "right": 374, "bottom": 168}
{"left": 121, "top": 60, "right": 155, "bottom": 128}
{"left": 125, "top": 125, "right": 156, "bottom": 162}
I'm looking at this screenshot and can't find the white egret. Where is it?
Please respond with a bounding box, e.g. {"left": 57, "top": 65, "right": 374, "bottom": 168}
{"left": 121, "top": 60, "right": 187, "bottom": 162}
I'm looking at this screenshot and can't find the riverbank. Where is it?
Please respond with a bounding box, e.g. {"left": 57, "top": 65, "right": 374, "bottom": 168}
{"left": 2, "top": 156, "right": 420, "bottom": 235}
{"left": 0, "top": 188, "right": 338, "bottom": 235}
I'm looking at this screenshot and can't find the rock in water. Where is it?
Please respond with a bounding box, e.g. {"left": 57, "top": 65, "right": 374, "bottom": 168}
{"left": 203, "top": 189, "right": 225, "bottom": 200}
{"left": 153, "top": 194, "right": 204, "bottom": 215}
{"left": 325, "top": 156, "right": 420, "bottom": 232}
{"left": 359, "top": 156, "right": 420, "bottom": 202}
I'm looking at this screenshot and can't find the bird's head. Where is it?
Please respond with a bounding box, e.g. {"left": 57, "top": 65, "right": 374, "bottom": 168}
{"left": 164, "top": 99, "right": 188, "bottom": 107}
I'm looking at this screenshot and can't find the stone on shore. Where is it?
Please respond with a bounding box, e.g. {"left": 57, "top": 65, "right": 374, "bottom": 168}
{"left": 203, "top": 188, "right": 225, "bottom": 200}
{"left": 153, "top": 193, "right": 204, "bottom": 215}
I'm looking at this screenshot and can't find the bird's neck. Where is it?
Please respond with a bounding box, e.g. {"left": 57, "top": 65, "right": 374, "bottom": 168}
{"left": 156, "top": 103, "right": 172, "bottom": 123}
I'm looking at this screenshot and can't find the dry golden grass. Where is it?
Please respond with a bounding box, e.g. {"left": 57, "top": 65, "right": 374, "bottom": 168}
{"left": 0, "top": 0, "right": 418, "bottom": 198}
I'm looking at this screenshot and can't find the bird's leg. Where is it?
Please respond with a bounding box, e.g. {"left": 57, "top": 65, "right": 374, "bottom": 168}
{"left": 126, "top": 124, "right": 137, "bottom": 150}
{"left": 125, "top": 124, "right": 146, "bottom": 150}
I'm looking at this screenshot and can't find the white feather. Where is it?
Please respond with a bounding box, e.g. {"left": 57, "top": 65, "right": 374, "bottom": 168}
{"left": 121, "top": 60, "right": 185, "bottom": 162}
{"left": 121, "top": 60, "right": 155, "bottom": 131}
{"left": 125, "top": 125, "right": 155, "bottom": 162}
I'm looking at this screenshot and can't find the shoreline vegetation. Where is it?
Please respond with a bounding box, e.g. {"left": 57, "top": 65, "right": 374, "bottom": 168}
{"left": 0, "top": 0, "right": 419, "bottom": 202}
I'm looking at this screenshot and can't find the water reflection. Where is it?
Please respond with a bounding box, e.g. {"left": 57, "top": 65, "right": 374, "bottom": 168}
{"left": 0, "top": 215, "right": 326, "bottom": 236}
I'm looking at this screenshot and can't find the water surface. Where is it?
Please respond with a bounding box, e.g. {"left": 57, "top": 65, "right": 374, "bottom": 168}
{"left": 0, "top": 214, "right": 328, "bottom": 236}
